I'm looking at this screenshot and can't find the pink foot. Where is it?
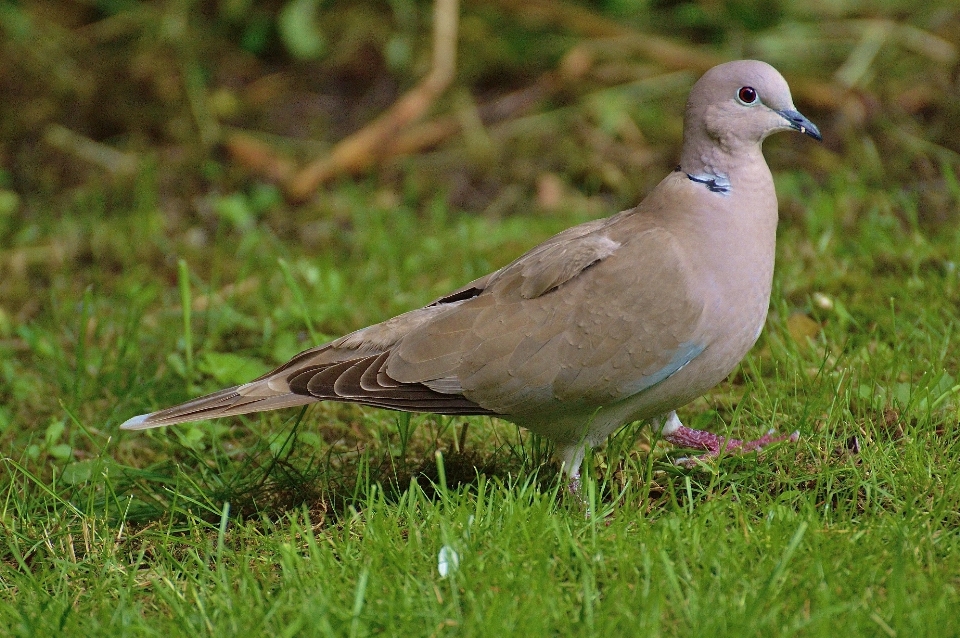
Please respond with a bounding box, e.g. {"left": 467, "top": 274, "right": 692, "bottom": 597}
{"left": 663, "top": 423, "right": 799, "bottom": 467}
{"left": 566, "top": 473, "right": 594, "bottom": 517}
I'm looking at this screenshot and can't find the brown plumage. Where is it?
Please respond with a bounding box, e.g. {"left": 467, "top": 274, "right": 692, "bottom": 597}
{"left": 122, "top": 60, "right": 820, "bottom": 479}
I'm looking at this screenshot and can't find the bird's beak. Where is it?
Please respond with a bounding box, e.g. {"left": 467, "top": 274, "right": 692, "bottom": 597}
{"left": 777, "top": 109, "right": 822, "bottom": 141}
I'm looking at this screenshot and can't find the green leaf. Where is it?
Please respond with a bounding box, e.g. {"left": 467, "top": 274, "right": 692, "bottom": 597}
{"left": 278, "top": 0, "right": 326, "bottom": 60}
{"left": 175, "top": 425, "right": 207, "bottom": 451}
{"left": 60, "top": 459, "right": 122, "bottom": 485}
{"left": 0, "top": 189, "right": 19, "bottom": 216}
{"left": 199, "top": 351, "right": 268, "bottom": 386}
{"left": 61, "top": 459, "right": 96, "bottom": 485}
{"left": 49, "top": 444, "right": 72, "bottom": 460}
{"left": 45, "top": 419, "right": 65, "bottom": 446}
{"left": 214, "top": 193, "right": 256, "bottom": 231}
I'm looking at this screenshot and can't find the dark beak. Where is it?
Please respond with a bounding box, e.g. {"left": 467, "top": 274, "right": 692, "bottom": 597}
{"left": 777, "top": 109, "right": 822, "bottom": 141}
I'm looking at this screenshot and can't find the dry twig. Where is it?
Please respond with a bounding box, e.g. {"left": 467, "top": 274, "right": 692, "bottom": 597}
{"left": 284, "top": 0, "right": 460, "bottom": 201}
{"left": 44, "top": 124, "right": 139, "bottom": 176}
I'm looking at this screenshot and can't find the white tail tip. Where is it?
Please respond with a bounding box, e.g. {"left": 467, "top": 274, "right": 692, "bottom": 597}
{"left": 119, "top": 413, "right": 153, "bottom": 430}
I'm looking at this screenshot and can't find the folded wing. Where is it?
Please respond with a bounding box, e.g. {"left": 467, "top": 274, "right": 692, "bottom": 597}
{"left": 122, "top": 210, "right": 705, "bottom": 430}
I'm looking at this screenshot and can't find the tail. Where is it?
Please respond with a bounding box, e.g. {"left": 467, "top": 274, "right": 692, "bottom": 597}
{"left": 119, "top": 387, "right": 317, "bottom": 430}
{"left": 120, "top": 351, "right": 492, "bottom": 430}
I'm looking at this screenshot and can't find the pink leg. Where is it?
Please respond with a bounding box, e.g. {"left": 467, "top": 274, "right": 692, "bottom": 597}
{"left": 559, "top": 444, "right": 586, "bottom": 497}
{"left": 654, "top": 411, "right": 799, "bottom": 467}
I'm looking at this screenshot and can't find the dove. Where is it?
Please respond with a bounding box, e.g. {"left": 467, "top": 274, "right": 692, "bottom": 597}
{"left": 122, "top": 60, "right": 820, "bottom": 484}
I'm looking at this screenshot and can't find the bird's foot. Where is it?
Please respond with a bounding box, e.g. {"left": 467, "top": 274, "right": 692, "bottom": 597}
{"left": 663, "top": 423, "right": 799, "bottom": 468}
{"left": 565, "top": 473, "right": 594, "bottom": 518}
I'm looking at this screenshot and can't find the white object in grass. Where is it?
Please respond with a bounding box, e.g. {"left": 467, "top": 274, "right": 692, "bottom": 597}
{"left": 437, "top": 545, "right": 459, "bottom": 578}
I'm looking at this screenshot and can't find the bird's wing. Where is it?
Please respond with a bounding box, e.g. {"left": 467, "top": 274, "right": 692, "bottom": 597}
{"left": 120, "top": 217, "right": 617, "bottom": 429}
{"left": 425, "top": 215, "right": 614, "bottom": 306}
{"left": 121, "top": 303, "right": 495, "bottom": 430}
{"left": 120, "top": 209, "right": 704, "bottom": 430}
{"left": 387, "top": 214, "right": 708, "bottom": 417}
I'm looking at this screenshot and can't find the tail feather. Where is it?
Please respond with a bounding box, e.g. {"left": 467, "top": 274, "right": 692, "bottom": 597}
{"left": 120, "top": 350, "right": 494, "bottom": 431}
{"left": 120, "top": 388, "right": 317, "bottom": 430}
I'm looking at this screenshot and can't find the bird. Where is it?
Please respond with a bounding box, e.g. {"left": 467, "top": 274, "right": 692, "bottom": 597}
{"left": 121, "top": 60, "right": 820, "bottom": 485}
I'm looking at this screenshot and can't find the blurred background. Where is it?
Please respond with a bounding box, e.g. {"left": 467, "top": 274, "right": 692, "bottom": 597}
{"left": 3, "top": 0, "right": 958, "bottom": 221}
{"left": 1, "top": 0, "right": 959, "bottom": 488}
{"left": 3, "top": 7, "right": 960, "bottom": 629}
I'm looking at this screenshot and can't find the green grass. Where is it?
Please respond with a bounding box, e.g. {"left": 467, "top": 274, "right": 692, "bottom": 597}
{"left": 2, "top": 167, "right": 959, "bottom": 636}
{"left": 3, "top": 0, "right": 960, "bottom": 632}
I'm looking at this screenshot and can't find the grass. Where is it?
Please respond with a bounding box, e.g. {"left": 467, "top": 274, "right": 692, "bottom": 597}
{"left": 2, "top": 2, "right": 960, "bottom": 633}
{"left": 2, "top": 167, "right": 959, "bottom": 636}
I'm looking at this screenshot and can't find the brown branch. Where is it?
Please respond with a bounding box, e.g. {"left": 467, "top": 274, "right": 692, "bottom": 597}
{"left": 223, "top": 133, "right": 297, "bottom": 184}
{"left": 43, "top": 124, "right": 139, "bottom": 176}
{"left": 384, "top": 75, "right": 557, "bottom": 157}
{"left": 285, "top": 0, "right": 460, "bottom": 201}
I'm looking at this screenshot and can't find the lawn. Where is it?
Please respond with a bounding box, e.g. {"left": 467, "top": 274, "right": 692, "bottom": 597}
{"left": 2, "top": 1, "right": 960, "bottom": 636}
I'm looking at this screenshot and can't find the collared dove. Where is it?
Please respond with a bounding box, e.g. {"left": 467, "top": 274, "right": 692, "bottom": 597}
{"left": 122, "top": 60, "right": 820, "bottom": 482}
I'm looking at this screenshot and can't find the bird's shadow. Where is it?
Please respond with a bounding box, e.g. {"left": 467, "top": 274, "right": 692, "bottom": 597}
{"left": 107, "top": 412, "right": 793, "bottom": 531}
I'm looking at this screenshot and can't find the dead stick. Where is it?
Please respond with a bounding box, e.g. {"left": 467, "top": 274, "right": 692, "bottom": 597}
{"left": 44, "top": 124, "right": 139, "bottom": 176}
{"left": 286, "top": 0, "right": 459, "bottom": 201}
{"left": 384, "top": 76, "right": 556, "bottom": 157}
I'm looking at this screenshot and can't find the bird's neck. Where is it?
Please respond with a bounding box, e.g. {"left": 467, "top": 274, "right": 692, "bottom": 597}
{"left": 678, "top": 140, "right": 769, "bottom": 197}
{"left": 658, "top": 147, "right": 780, "bottom": 318}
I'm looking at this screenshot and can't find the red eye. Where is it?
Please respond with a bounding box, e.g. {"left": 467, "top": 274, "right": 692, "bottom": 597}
{"left": 738, "top": 86, "right": 758, "bottom": 104}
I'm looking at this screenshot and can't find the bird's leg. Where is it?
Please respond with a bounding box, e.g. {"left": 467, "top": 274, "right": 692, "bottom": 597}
{"left": 652, "top": 411, "right": 798, "bottom": 467}
{"left": 565, "top": 466, "right": 595, "bottom": 518}
{"left": 567, "top": 470, "right": 582, "bottom": 497}
{"left": 559, "top": 442, "right": 597, "bottom": 518}
{"left": 559, "top": 443, "right": 586, "bottom": 497}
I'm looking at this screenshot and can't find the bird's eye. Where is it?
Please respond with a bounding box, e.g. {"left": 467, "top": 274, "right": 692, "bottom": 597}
{"left": 737, "top": 86, "right": 758, "bottom": 105}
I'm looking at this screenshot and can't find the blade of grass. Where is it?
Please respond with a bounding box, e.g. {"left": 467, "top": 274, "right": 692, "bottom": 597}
{"left": 277, "top": 258, "right": 320, "bottom": 343}
{"left": 177, "top": 258, "right": 195, "bottom": 388}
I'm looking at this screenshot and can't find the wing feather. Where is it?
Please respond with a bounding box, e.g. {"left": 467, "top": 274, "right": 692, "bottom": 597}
{"left": 121, "top": 206, "right": 707, "bottom": 432}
